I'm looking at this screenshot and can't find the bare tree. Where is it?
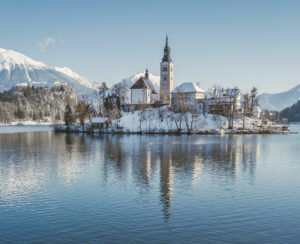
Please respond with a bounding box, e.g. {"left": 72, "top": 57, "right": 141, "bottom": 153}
{"left": 112, "top": 80, "right": 128, "bottom": 106}
{"left": 112, "top": 106, "right": 121, "bottom": 128}
{"left": 138, "top": 103, "right": 147, "bottom": 132}
{"left": 228, "top": 87, "right": 240, "bottom": 129}
{"left": 97, "top": 82, "right": 108, "bottom": 116}
{"left": 75, "top": 96, "right": 95, "bottom": 129}
{"left": 250, "top": 87, "right": 258, "bottom": 113}
{"left": 185, "top": 109, "right": 198, "bottom": 133}
{"left": 242, "top": 93, "right": 250, "bottom": 130}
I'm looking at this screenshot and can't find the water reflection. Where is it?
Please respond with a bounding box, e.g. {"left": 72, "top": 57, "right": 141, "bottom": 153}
{"left": 0, "top": 133, "right": 261, "bottom": 219}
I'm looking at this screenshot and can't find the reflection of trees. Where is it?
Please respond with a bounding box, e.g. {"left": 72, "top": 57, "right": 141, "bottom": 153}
{"left": 102, "top": 135, "right": 126, "bottom": 174}
{"left": 0, "top": 132, "right": 95, "bottom": 203}
{"left": 111, "top": 135, "right": 261, "bottom": 222}
{"left": 0, "top": 133, "right": 261, "bottom": 220}
{"left": 60, "top": 133, "right": 92, "bottom": 184}
{"left": 131, "top": 137, "right": 154, "bottom": 188}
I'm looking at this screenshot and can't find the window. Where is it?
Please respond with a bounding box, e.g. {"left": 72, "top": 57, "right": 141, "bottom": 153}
{"left": 163, "top": 67, "right": 168, "bottom": 72}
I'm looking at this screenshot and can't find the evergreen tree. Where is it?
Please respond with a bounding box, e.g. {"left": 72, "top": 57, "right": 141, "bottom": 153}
{"left": 14, "top": 107, "right": 26, "bottom": 119}
{"left": 64, "top": 104, "right": 75, "bottom": 127}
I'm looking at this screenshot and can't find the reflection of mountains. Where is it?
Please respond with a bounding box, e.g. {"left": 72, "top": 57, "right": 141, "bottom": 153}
{"left": 0, "top": 133, "right": 261, "bottom": 220}
{"left": 0, "top": 132, "right": 93, "bottom": 203}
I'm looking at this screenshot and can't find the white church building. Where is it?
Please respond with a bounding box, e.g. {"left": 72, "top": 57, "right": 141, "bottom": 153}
{"left": 130, "top": 69, "right": 159, "bottom": 104}
{"left": 130, "top": 36, "right": 173, "bottom": 105}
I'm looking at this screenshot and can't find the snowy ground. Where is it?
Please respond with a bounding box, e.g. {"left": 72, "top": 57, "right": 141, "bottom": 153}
{"left": 118, "top": 107, "right": 266, "bottom": 133}
{"left": 55, "top": 107, "right": 287, "bottom": 134}
{"left": 0, "top": 120, "right": 63, "bottom": 126}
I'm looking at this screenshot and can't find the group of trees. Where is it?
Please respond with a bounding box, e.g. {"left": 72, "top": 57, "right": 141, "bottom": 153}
{"left": 0, "top": 85, "right": 78, "bottom": 124}
{"left": 170, "top": 88, "right": 198, "bottom": 133}
{"left": 95, "top": 82, "right": 123, "bottom": 128}
{"left": 63, "top": 80, "right": 125, "bottom": 129}
{"left": 280, "top": 101, "right": 300, "bottom": 122}
{"left": 242, "top": 87, "right": 259, "bottom": 129}
{"left": 64, "top": 96, "right": 96, "bottom": 128}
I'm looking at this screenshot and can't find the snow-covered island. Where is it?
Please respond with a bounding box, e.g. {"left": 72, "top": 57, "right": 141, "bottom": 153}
{"left": 0, "top": 37, "right": 292, "bottom": 134}
{"left": 54, "top": 106, "right": 289, "bottom": 135}
{"left": 55, "top": 35, "right": 290, "bottom": 135}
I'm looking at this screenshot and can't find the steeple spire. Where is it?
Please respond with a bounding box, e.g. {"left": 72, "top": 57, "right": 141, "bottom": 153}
{"left": 162, "top": 36, "right": 172, "bottom": 63}
{"left": 145, "top": 68, "right": 149, "bottom": 79}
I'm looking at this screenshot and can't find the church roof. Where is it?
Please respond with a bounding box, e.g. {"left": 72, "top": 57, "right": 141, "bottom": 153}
{"left": 171, "top": 82, "right": 205, "bottom": 94}
{"left": 130, "top": 76, "right": 158, "bottom": 94}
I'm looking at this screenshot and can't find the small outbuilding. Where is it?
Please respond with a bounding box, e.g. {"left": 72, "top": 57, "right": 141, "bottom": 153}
{"left": 91, "top": 117, "right": 110, "bottom": 129}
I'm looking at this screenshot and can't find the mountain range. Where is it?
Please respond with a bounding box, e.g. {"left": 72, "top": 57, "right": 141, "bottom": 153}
{"left": 0, "top": 48, "right": 101, "bottom": 96}
{"left": 1, "top": 48, "right": 300, "bottom": 111}
{"left": 258, "top": 84, "right": 300, "bottom": 111}
{"left": 0, "top": 48, "right": 160, "bottom": 100}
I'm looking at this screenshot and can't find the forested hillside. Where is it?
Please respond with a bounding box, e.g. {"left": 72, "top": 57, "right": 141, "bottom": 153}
{"left": 280, "top": 100, "right": 300, "bottom": 122}
{"left": 0, "top": 84, "right": 77, "bottom": 123}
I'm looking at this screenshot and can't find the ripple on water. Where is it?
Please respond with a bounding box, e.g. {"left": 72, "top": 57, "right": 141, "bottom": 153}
{"left": 0, "top": 131, "right": 300, "bottom": 243}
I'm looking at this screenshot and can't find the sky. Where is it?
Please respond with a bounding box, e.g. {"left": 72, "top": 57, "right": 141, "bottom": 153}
{"left": 1, "top": 0, "right": 300, "bottom": 93}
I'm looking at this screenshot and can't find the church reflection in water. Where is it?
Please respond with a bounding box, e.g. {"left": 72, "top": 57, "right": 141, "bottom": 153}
{"left": 0, "top": 132, "right": 261, "bottom": 221}
{"left": 95, "top": 134, "right": 261, "bottom": 222}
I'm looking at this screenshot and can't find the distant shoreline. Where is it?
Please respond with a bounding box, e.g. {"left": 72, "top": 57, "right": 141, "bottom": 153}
{"left": 0, "top": 123, "right": 294, "bottom": 135}
{"left": 53, "top": 125, "right": 293, "bottom": 135}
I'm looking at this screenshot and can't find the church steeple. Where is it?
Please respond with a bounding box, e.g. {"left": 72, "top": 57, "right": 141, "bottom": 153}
{"left": 162, "top": 36, "right": 172, "bottom": 63}
{"left": 160, "top": 36, "right": 174, "bottom": 104}
{"left": 145, "top": 68, "right": 149, "bottom": 79}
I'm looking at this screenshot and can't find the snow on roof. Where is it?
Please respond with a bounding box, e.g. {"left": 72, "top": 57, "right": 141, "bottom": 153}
{"left": 171, "top": 82, "right": 205, "bottom": 94}
{"left": 91, "top": 117, "right": 106, "bottom": 123}
{"left": 130, "top": 76, "right": 159, "bottom": 94}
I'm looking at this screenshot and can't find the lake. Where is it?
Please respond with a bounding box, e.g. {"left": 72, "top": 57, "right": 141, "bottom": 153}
{"left": 0, "top": 125, "right": 300, "bottom": 243}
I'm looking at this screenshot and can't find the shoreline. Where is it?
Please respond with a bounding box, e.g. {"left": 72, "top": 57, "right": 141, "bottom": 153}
{"left": 54, "top": 125, "right": 294, "bottom": 135}
{"left": 0, "top": 123, "right": 295, "bottom": 135}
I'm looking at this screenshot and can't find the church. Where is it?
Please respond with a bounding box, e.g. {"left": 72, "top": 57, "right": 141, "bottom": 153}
{"left": 128, "top": 37, "right": 256, "bottom": 118}
{"left": 130, "top": 36, "right": 173, "bottom": 105}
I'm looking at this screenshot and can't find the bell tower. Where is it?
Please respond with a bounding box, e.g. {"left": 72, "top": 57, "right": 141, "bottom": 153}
{"left": 160, "top": 36, "right": 173, "bottom": 104}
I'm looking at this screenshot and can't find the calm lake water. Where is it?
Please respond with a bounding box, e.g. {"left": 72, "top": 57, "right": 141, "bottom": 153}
{"left": 0, "top": 125, "right": 300, "bottom": 243}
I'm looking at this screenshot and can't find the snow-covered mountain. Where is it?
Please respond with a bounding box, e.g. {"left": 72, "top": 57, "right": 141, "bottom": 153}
{"left": 258, "top": 84, "right": 300, "bottom": 111}
{"left": 0, "top": 48, "right": 99, "bottom": 96}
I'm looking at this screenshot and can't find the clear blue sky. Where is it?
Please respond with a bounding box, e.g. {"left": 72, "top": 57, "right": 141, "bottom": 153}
{"left": 1, "top": 0, "right": 300, "bottom": 93}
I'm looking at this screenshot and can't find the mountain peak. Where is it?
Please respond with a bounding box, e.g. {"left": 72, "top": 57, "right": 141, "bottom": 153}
{"left": 258, "top": 83, "right": 300, "bottom": 111}
{"left": 0, "top": 48, "right": 99, "bottom": 96}
{"left": 0, "top": 48, "right": 46, "bottom": 69}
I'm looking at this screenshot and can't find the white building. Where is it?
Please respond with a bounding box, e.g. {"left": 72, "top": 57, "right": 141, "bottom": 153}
{"left": 206, "top": 88, "right": 242, "bottom": 115}
{"left": 171, "top": 82, "right": 206, "bottom": 112}
{"left": 130, "top": 70, "right": 159, "bottom": 104}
